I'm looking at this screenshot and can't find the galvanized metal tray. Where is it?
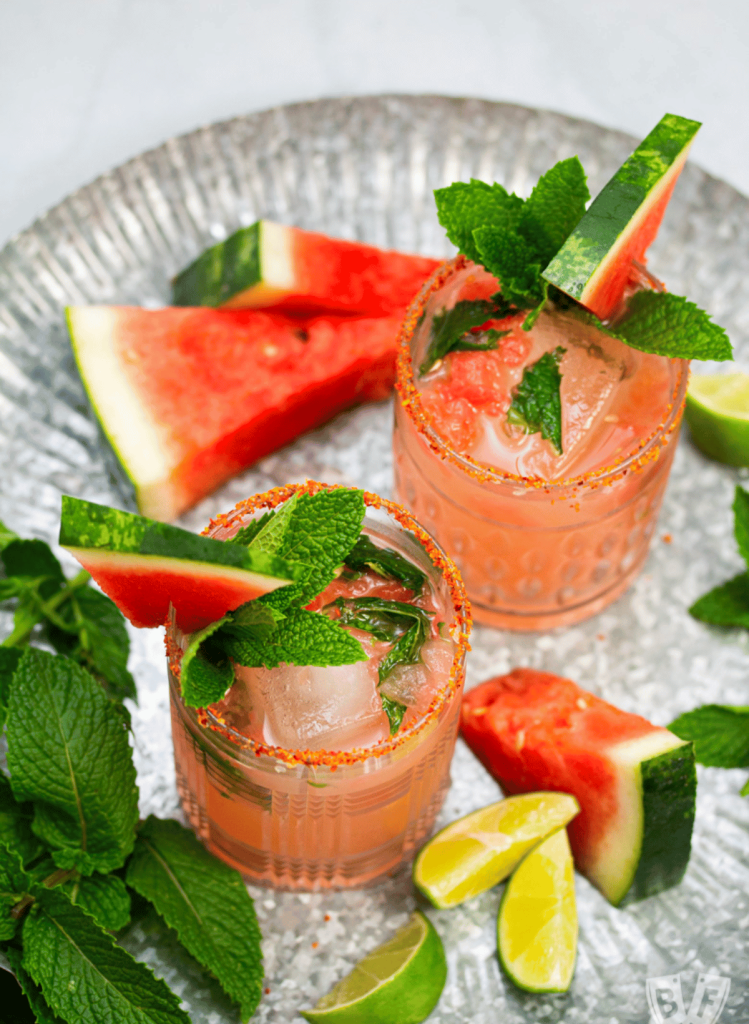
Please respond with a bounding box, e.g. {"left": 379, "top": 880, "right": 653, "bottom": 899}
{"left": 1, "top": 96, "right": 748, "bottom": 1023}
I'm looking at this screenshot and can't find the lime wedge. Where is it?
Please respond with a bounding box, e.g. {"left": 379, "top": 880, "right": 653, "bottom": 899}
{"left": 413, "top": 792, "right": 579, "bottom": 909}
{"left": 301, "top": 910, "right": 446, "bottom": 1024}
{"left": 498, "top": 827, "right": 577, "bottom": 993}
{"left": 685, "top": 372, "right": 749, "bottom": 466}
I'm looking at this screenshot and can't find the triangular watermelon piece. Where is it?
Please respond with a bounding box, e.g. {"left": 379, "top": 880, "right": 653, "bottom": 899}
{"left": 543, "top": 114, "right": 701, "bottom": 320}
{"left": 171, "top": 220, "right": 440, "bottom": 315}
{"left": 67, "top": 306, "right": 403, "bottom": 522}
{"left": 60, "top": 495, "right": 294, "bottom": 632}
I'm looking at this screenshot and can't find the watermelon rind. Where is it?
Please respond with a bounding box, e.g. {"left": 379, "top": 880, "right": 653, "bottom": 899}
{"left": 67, "top": 306, "right": 177, "bottom": 522}
{"left": 593, "top": 730, "right": 696, "bottom": 906}
{"left": 542, "top": 113, "right": 701, "bottom": 318}
{"left": 172, "top": 220, "right": 295, "bottom": 309}
{"left": 60, "top": 496, "right": 294, "bottom": 630}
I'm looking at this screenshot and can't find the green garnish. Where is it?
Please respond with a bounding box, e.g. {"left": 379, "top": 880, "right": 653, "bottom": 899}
{"left": 344, "top": 534, "right": 426, "bottom": 596}
{"left": 0, "top": 520, "right": 136, "bottom": 702}
{"left": 0, "top": 645, "right": 263, "bottom": 1023}
{"left": 689, "top": 486, "right": 749, "bottom": 629}
{"left": 333, "top": 597, "right": 432, "bottom": 735}
{"left": 419, "top": 299, "right": 511, "bottom": 375}
{"left": 434, "top": 155, "right": 731, "bottom": 362}
{"left": 507, "top": 347, "right": 566, "bottom": 455}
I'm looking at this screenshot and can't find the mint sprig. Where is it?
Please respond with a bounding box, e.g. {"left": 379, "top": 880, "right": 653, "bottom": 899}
{"left": 507, "top": 347, "right": 566, "bottom": 455}
{"left": 344, "top": 535, "right": 426, "bottom": 596}
{"left": 127, "top": 816, "right": 263, "bottom": 1021}
{"left": 689, "top": 486, "right": 749, "bottom": 628}
{"left": 435, "top": 159, "right": 732, "bottom": 361}
{"left": 0, "top": 642, "right": 264, "bottom": 1023}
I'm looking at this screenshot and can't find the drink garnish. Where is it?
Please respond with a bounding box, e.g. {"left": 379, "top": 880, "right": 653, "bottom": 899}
{"left": 689, "top": 485, "right": 749, "bottom": 629}
{"left": 332, "top": 596, "right": 433, "bottom": 733}
{"left": 506, "top": 346, "right": 566, "bottom": 454}
{"left": 418, "top": 298, "right": 511, "bottom": 375}
{"left": 670, "top": 705, "right": 749, "bottom": 798}
{"left": 343, "top": 534, "right": 426, "bottom": 595}
{"left": 685, "top": 371, "right": 749, "bottom": 466}
{"left": 433, "top": 117, "right": 732, "bottom": 363}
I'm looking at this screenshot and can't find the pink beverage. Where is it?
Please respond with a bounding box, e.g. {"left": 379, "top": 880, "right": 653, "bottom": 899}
{"left": 168, "top": 484, "right": 470, "bottom": 890}
{"left": 394, "top": 259, "right": 689, "bottom": 631}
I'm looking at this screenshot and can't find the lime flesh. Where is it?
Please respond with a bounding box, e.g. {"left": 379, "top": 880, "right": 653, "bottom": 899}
{"left": 413, "top": 792, "right": 579, "bottom": 909}
{"left": 685, "top": 372, "right": 749, "bottom": 467}
{"left": 498, "top": 827, "right": 578, "bottom": 993}
{"left": 301, "top": 910, "right": 446, "bottom": 1024}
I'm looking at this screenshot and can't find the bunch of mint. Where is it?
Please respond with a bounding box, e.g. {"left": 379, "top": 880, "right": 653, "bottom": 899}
{"left": 433, "top": 166, "right": 732, "bottom": 364}
{"left": 181, "top": 489, "right": 429, "bottom": 735}
{"left": 0, "top": 520, "right": 135, "bottom": 703}
{"left": 0, "top": 525, "right": 263, "bottom": 1023}
{"left": 669, "top": 485, "right": 749, "bottom": 796}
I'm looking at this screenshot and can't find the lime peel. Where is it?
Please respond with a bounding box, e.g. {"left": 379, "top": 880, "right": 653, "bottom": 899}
{"left": 300, "top": 910, "right": 446, "bottom": 1024}
{"left": 413, "top": 791, "right": 579, "bottom": 909}
{"left": 686, "top": 372, "right": 749, "bottom": 467}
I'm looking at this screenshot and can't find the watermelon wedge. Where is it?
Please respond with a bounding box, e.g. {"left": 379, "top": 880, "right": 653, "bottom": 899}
{"left": 59, "top": 495, "right": 293, "bottom": 632}
{"left": 172, "top": 220, "right": 440, "bottom": 315}
{"left": 542, "top": 114, "right": 701, "bottom": 320}
{"left": 68, "top": 306, "right": 402, "bottom": 522}
{"left": 461, "top": 669, "right": 696, "bottom": 906}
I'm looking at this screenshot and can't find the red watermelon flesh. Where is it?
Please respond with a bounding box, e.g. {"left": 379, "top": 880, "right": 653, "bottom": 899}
{"left": 68, "top": 306, "right": 403, "bottom": 522}
{"left": 225, "top": 228, "right": 441, "bottom": 316}
{"left": 69, "top": 548, "right": 287, "bottom": 633}
{"left": 461, "top": 668, "right": 695, "bottom": 904}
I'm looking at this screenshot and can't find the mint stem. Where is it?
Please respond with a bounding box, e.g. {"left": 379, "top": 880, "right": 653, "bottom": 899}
{"left": 1, "top": 569, "right": 91, "bottom": 647}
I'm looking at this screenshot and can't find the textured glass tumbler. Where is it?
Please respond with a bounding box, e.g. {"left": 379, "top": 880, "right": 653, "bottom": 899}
{"left": 168, "top": 484, "right": 471, "bottom": 891}
{"left": 394, "top": 260, "right": 689, "bottom": 632}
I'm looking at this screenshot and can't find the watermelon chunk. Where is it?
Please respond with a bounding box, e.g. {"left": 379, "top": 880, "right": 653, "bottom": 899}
{"left": 172, "top": 220, "right": 440, "bottom": 315}
{"left": 68, "top": 306, "right": 402, "bottom": 522}
{"left": 60, "top": 495, "right": 293, "bottom": 632}
{"left": 543, "top": 114, "right": 701, "bottom": 320}
{"left": 461, "top": 669, "right": 696, "bottom": 906}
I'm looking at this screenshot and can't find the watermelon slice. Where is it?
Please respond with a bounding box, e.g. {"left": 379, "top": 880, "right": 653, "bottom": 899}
{"left": 171, "top": 220, "right": 440, "bottom": 315}
{"left": 59, "top": 495, "right": 293, "bottom": 632}
{"left": 68, "top": 306, "right": 402, "bottom": 522}
{"left": 542, "top": 114, "right": 701, "bottom": 320}
{"left": 461, "top": 669, "right": 696, "bottom": 906}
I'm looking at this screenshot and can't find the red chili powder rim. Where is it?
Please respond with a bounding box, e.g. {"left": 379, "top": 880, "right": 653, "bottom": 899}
{"left": 394, "top": 256, "right": 690, "bottom": 496}
{"left": 167, "top": 481, "right": 472, "bottom": 769}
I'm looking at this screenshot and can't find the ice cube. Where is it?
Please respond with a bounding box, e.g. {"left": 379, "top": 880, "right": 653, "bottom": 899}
{"left": 231, "top": 631, "right": 389, "bottom": 751}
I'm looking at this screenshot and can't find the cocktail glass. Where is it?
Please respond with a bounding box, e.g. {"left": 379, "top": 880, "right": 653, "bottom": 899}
{"left": 393, "top": 258, "right": 689, "bottom": 632}
{"left": 167, "top": 483, "right": 471, "bottom": 890}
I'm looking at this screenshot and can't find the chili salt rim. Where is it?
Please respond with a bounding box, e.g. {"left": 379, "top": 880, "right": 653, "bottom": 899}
{"left": 168, "top": 481, "right": 471, "bottom": 768}
{"left": 394, "top": 256, "right": 690, "bottom": 495}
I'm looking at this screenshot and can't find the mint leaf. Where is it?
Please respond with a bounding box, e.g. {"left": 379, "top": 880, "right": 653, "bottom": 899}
{"left": 669, "top": 705, "right": 749, "bottom": 767}
{"left": 344, "top": 535, "right": 426, "bottom": 596}
{"left": 434, "top": 180, "right": 524, "bottom": 264}
{"left": 231, "top": 511, "right": 275, "bottom": 546}
{"left": 63, "top": 872, "right": 131, "bottom": 932}
{"left": 6, "top": 947, "right": 65, "bottom": 1024}
{"left": 741, "top": 778, "right": 749, "bottom": 797}
{"left": 46, "top": 588, "right": 136, "bottom": 703}
{"left": 221, "top": 600, "right": 284, "bottom": 639}
{"left": 472, "top": 226, "right": 545, "bottom": 308}
{"left": 380, "top": 694, "right": 407, "bottom": 735}
{"left": 0, "top": 648, "right": 21, "bottom": 730}
{"left": 179, "top": 617, "right": 235, "bottom": 709}
{"left": 1, "top": 540, "right": 64, "bottom": 592}
{"left": 257, "top": 489, "right": 366, "bottom": 603}
{"left": 688, "top": 573, "right": 749, "bottom": 628}
{"left": 22, "top": 888, "right": 190, "bottom": 1024}
{"left": 126, "top": 816, "right": 263, "bottom": 1022}
{"left": 0, "top": 842, "right": 31, "bottom": 941}
{"left": 507, "top": 346, "right": 565, "bottom": 454}
{"left": 227, "top": 607, "right": 367, "bottom": 669}
{"left": 0, "top": 774, "right": 43, "bottom": 865}
{"left": 418, "top": 299, "right": 508, "bottom": 375}
{"left": 0, "top": 519, "right": 19, "bottom": 553}
{"left": 6, "top": 649, "right": 139, "bottom": 875}
{"left": 517, "top": 157, "right": 589, "bottom": 267}
{"left": 733, "top": 486, "right": 749, "bottom": 566}
{"left": 612, "top": 291, "right": 732, "bottom": 361}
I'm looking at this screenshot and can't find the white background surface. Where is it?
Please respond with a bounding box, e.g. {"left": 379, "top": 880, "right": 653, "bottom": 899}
{"left": 2, "top": 0, "right": 748, "bottom": 246}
